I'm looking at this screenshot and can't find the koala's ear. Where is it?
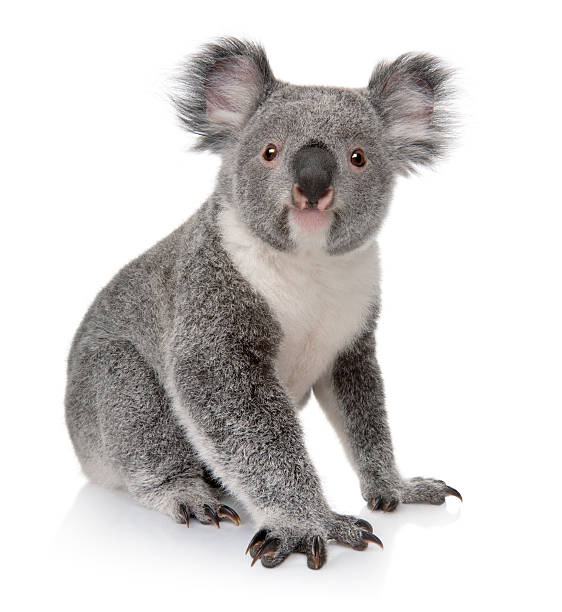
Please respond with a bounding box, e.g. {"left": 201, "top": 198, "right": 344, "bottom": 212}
{"left": 173, "top": 38, "right": 277, "bottom": 152}
{"left": 367, "top": 53, "right": 455, "bottom": 174}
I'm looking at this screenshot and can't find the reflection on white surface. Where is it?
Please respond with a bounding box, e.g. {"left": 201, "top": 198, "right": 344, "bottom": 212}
{"left": 53, "top": 483, "right": 461, "bottom": 605}
{"left": 57, "top": 484, "right": 461, "bottom": 562}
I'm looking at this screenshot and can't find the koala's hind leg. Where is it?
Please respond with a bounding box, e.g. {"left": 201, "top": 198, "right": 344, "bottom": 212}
{"left": 65, "top": 340, "right": 240, "bottom": 527}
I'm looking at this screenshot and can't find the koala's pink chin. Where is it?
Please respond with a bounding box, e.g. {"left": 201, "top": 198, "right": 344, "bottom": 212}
{"left": 291, "top": 209, "right": 331, "bottom": 231}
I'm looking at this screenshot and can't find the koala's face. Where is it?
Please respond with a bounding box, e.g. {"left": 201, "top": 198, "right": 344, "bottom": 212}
{"left": 175, "top": 39, "right": 454, "bottom": 254}
{"left": 232, "top": 87, "right": 393, "bottom": 254}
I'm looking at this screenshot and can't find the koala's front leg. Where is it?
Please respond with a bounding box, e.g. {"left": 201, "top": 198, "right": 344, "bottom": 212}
{"left": 168, "top": 332, "right": 381, "bottom": 569}
{"left": 315, "top": 331, "right": 461, "bottom": 512}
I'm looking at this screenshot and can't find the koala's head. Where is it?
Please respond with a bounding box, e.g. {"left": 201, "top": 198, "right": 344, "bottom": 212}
{"left": 174, "top": 38, "right": 455, "bottom": 255}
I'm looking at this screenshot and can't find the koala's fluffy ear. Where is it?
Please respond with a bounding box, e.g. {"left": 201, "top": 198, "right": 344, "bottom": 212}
{"left": 368, "top": 54, "right": 455, "bottom": 174}
{"left": 173, "top": 38, "right": 277, "bottom": 152}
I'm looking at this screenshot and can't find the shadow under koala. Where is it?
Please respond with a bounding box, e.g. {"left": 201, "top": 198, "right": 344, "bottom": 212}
{"left": 56, "top": 483, "right": 461, "bottom": 577}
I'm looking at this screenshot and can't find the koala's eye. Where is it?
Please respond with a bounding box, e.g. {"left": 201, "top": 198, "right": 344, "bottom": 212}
{"left": 263, "top": 144, "right": 279, "bottom": 162}
{"left": 350, "top": 149, "right": 366, "bottom": 168}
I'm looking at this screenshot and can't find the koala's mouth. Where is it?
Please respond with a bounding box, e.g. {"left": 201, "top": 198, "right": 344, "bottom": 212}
{"left": 291, "top": 207, "right": 332, "bottom": 231}
{"left": 290, "top": 184, "right": 334, "bottom": 231}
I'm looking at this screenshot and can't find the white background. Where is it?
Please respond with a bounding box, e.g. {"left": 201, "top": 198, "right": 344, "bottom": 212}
{"left": 2, "top": 1, "right": 561, "bottom": 610}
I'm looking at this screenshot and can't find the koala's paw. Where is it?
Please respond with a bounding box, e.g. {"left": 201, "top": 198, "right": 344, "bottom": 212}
{"left": 328, "top": 513, "right": 383, "bottom": 551}
{"left": 165, "top": 485, "right": 240, "bottom": 527}
{"left": 401, "top": 477, "right": 462, "bottom": 506}
{"left": 365, "top": 477, "right": 462, "bottom": 512}
{"left": 174, "top": 501, "right": 240, "bottom": 527}
{"left": 134, "top": 476, "right": 241, "bottom": 527}
{"left": 246, "top": 514, "right": 382, "bottom": 570}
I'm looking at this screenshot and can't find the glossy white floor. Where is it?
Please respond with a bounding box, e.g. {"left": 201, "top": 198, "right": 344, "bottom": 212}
{"left": 3, "top": 1, "right": 560, "bottom": 610}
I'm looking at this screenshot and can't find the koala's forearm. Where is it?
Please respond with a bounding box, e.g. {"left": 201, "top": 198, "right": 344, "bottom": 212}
{"left": 319, "top": 331, "right": 400, "bottom": 492}
{"left": 167, "top": 332, "right": 329, "bottom": 524}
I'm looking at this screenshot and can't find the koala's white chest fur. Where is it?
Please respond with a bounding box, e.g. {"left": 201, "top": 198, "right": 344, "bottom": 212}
{"left": 219, "top": 207, "right": 380, "bottom": 405}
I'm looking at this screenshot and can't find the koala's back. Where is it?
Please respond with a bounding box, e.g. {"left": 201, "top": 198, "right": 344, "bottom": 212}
{"left": 68, "top": 215, "right": 196, "bottom": 374}
{"left": 65, "top": 211, "right": 199, "bottom": 484}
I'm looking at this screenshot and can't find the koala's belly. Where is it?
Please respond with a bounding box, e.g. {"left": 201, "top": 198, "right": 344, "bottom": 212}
{"left": 272, "top": 263, "right": 379, "bottom": 404}
{"left": 274, "top": 311, "right": 363, "bottom": 406}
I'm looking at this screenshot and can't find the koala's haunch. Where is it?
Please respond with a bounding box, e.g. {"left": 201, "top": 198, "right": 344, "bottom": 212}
{"left": 65, "top": 38, "right": 461, "bottom": 570}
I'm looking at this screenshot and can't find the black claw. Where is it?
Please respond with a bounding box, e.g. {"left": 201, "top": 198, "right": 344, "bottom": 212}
{"left": 203, "top": 504, "right": 220, "bottom": 528}
{"left": 372, "top": 497, "right": 384, "bottom": 511}
{"left": 245, "top": 529, "right": 267, "bottom": 555}
{"left": 355, "top": 518, "right": 373, "bottom": 533}
{"left": 361, "top": 530, "right": 384, "bottom": 549}
{"left": 444, "top": 486, "right": 463, "bottom": 502}
{"left": 217, "top": 504, "right": 241, "bottom": 526}
{"left": 178, "top": 503, "right": 190, "bottom": 527}
{"left": 308, "top": 535, "right": 326, "bottom": 570}
{"left": 312, "top": 535, "right": 321, "bottom": 559}
{"left": 251, "top": 537, "right": 281, "bottom": 567}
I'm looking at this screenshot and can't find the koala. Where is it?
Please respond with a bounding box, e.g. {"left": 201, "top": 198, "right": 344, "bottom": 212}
{"left": 65, "top": 38, "right": 461, "bottom": 570}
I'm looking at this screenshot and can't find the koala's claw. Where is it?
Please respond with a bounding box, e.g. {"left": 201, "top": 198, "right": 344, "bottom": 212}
{"left": 175, "top": 500, "right": 241, "bottom": 527}
{"left": 246, "top": 529, "right": 268, "bottom": 555}
{"left": 247, "top": 531, "right": 289, "bottom": 569}
{"left": 251, "top": 537, "right": 282, "bottom": 567}
{"left": 369, "top": 494, "right": 401, "bottom": 513}
{"left": 203, "top": 504, "right": 220, "bottom": 528}
{"left": 246, "top": 514, "right": 383, "bottom": 569}
{"left": 308, "top": 535, "right": 326, "bottom": 570}
{"left": 444, "top": 486, "right": 463, "bottom": 501}
{"left": 361, "top": 530, "right": 384, "bottom": 549}
{"left": 217, "top": 504, "right": 241, "bottom": 525}
{"left": 246, "top": 529, "right": 328, "bottom": 569}
{"left": 354, "top": 518, "right": 374, "bottom": 533}
{"left": 178, "top": 503, "right": 190, "bottom": 527}
{"left": 401, "top": 477, "right": 463, "bottom": 505}
{"left": 366, "top": 477, "right": 463, "bottom": 509}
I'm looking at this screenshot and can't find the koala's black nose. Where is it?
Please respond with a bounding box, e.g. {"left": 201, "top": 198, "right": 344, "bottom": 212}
{"left": 292, "top": 144, "right": 336, "bottom": 207}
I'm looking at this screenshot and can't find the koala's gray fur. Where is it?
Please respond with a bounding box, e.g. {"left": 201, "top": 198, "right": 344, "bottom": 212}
{"left": 65, "top": 37, "right": 461, "bottom": 570}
